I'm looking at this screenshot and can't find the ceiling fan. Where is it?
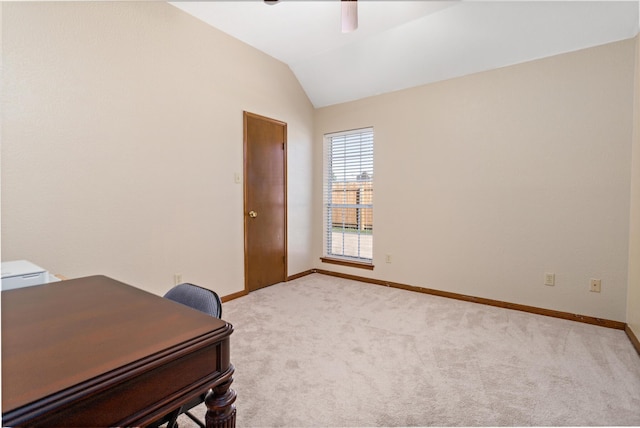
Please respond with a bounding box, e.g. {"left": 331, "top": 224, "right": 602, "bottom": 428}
{"left": 264, "top": 0, "right": 358, "bottom": 33}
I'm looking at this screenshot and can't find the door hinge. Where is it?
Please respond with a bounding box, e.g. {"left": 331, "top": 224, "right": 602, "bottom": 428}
{"left": 282, "top": 142, "right": 285, "bottom": 150}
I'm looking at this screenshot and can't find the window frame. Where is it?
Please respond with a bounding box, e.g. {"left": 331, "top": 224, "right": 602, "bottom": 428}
{"left": 322, "top": 127, "right": 374, "bottom": 269}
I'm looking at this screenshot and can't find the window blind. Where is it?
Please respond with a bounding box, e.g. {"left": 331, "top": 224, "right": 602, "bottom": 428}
{"left": 324, "top": 128, "right": 374, "bottom": 262}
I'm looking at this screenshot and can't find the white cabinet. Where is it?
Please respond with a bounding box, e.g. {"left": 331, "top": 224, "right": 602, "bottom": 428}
{"left": 1, "top": 260, "right": 60, "bottom": 291}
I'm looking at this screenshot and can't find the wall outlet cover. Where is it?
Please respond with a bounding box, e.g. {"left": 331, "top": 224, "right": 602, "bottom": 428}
{"left": 544, "top": 273, "right": 555, "bottom": 286}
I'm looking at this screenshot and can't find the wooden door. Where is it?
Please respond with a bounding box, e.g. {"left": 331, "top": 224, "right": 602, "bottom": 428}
{"left": 244, "top": 112, "right": 287, "bottom": 292}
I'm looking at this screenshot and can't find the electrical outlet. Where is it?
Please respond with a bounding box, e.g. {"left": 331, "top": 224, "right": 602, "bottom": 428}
{"left": 590, "top": 279, "right": 601, "bottom": 293}
{"left": 544, "top": 273, "right": 555, "bottom": 286}
{"left": 385, "top": 254, "right": 392, "bottom": 263}
{"left": 174, "top": 274, "right": 182, "bottom": 285}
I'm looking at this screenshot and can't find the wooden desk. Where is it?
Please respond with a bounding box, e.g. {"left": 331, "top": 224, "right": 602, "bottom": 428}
{"left": 1, "top": 275, "right": 236, "bottom": 427}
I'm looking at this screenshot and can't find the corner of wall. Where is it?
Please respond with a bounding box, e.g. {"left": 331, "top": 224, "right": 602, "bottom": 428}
{"left": 1, "top": 1, "right": 4, "bottom": 266}
{"left": 627, "top": 33, "right": 640, "bottom": 346}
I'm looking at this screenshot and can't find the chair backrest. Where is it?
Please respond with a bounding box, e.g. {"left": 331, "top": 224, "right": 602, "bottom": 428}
{"left": 163, "top": 283, "right": 222, "bottom": 318}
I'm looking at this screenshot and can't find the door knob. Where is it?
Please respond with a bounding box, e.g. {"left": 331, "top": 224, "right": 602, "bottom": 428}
{"left": 248, "top": 210, "right": 258, "bottom": 218}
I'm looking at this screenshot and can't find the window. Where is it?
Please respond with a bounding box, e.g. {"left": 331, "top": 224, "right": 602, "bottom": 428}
{"left": 323, "top": 128, "right": 374, "bottom": 268}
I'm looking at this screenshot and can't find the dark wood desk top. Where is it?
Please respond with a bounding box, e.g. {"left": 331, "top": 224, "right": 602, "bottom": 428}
{"left": 2, "top": 275, "right": 234, "bottom": 426}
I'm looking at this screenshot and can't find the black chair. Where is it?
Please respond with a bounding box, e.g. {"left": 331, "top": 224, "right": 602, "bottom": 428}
{"left": 152, "top": 283, "right": 222, "bottom": 428}
{"left": 164, "top": 282, "right": 222, "bottom": 319}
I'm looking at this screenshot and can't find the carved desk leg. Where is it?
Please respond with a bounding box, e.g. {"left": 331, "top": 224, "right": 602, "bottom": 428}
{"left": 205, "top": 367, "right": 237, "bottom": 428}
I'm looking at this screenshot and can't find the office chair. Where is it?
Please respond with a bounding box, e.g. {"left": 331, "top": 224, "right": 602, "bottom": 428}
{"left": 152, "top": 283, "right": 222, "bottom": 428}
{"left": 164, "top": 282, "right": 222, "bottom": 319}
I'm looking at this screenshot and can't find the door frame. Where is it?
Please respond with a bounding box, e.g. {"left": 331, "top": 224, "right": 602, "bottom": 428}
{"left": 243, "top": 111, "right": 288, "bottom": 292}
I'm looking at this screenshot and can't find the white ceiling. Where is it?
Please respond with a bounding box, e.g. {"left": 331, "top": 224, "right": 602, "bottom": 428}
{"left": 171, "top": 1, "right": 639, "bottom": 108}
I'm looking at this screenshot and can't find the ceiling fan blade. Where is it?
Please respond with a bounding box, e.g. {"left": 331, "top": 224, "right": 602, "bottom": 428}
{"left": 341, "top": 0, "right": 358, "bottom": 33}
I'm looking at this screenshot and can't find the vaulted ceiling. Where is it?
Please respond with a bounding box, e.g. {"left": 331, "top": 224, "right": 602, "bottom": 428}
{"left": 171, "top": 1, "right": 639, "bottom": 108}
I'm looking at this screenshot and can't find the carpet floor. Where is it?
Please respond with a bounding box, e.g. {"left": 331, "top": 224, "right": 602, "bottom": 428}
{"left": 177, "top": 273, "right": 640, "bottom": 427}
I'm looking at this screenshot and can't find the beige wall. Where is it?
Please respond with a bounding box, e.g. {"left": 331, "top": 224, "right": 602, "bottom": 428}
{"left": 315, "top": 39, "right": 636, "bottom": 322}
{"left": 2, "top": 2, "right": 638, "bottom": 324}
{"left": 1, "top": 2, "right": 315, "bottom": 296}
{"left": 628, "top": 35, "right": 640, "bottom": 335}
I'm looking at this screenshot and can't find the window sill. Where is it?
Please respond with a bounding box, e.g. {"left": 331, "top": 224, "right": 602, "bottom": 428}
{"left": 320, "top": 257, "right": 374, "bottom": 270}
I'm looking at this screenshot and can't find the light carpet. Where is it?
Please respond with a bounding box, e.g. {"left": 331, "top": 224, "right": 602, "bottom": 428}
{"left": 177, "top": 273, "right": 640, "bottom": 427}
